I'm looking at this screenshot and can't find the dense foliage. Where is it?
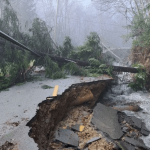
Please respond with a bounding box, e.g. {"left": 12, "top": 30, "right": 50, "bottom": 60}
{"left": 0, "top": 0, "right": 58, "bottom": 90}
{"left": 30, "top": 18, "right": 54, "bottom": 54}
{"left": 0, "top": 1, "right": 31, "bottom": 90}
{"left": 128, "top": 64, "right": 147, "bottom": 91}
{"left": 125, "top": 5, "right": 150, "bottom": 48}
{"left": 0, "top": 0, "right": 113, "bottom": 91}
{"left": 124, "top": 6, "right": 150, "bottom": 91}
{"left": 70, "top": 32, "right": 102, "bottom": 61}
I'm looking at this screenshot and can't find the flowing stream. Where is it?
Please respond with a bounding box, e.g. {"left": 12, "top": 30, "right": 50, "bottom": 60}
{"left": 100, "top": 70, "right": 150, "bottom": 147}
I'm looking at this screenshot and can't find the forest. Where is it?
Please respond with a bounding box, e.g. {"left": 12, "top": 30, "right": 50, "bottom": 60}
{"left": 0, "top": 0, "right": 150, "bottom": 91}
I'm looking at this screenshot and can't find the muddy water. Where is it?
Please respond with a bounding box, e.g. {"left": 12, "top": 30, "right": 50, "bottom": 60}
{"left": 100, "top": 73, "right": 150, "bottom": 147}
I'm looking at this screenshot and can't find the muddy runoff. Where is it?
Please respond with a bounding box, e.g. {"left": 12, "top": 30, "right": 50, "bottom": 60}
{"left": 26, "top": 76, "right": 150, "bottom": 150}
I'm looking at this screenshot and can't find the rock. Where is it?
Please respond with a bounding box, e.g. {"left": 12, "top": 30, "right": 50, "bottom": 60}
{"left": 141, "top": 129, "right": 150, "bottom": 136}
{"left": 118, "top": 141, "right": 135, "bottom": 150}
{"left": 142, "top": 122, "right": 149, "bottom": 131}
{"left": 122, "top": 127, "right": 129, "bottom": 133}
{"left": 0, "top": 141, "right": 16, "bottom": 150}
{"left": 124, "top": 137, "right": 149, "bottom": 149}
{"left": 91, "top": 103, "right": 123, "bottom": 139}
{"left": 71, "top": 124, "right": 85, "bottom": 132}
{"left": 86, "top": 137, "right": 101, "bottom": 145}
{"left": 55, "top": 129, "right": 79, "bottom": 147}
{"left": 130, "top": 116, "right": 142, "bottom": 129}
{"left": 118, "top": 112, "right": 142, "bottom": 130}
{"left": 141, "top": 122, "right": 150, "bottom": 136}
{"left": 127, "top": 131, "right": 138, "bottom": 138}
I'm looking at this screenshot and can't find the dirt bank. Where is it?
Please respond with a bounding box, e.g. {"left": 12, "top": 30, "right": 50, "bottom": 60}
{"left": 27, "top": 78, "right": 112, "bottom": 150}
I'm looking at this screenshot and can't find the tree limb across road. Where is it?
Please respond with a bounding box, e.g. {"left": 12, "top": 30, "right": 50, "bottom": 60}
{"left": 0, "top": 30, "right": 145, "bottom": 74}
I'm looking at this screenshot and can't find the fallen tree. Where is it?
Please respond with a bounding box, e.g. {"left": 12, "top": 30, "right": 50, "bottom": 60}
{"left": 0, "top": 31, "right": 145, "bottom": 74}
{"left": 0, "top": 1, "right": 147, "bottom": 92}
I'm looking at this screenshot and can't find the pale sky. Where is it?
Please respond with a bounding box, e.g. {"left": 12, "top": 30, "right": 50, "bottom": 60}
{"left": 80, "top": 0, "right": 91, "bottom": 6}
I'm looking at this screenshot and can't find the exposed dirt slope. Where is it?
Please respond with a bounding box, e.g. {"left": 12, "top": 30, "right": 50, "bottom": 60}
{"left": 27, "top": 79, "right": 112, "bottom": 150}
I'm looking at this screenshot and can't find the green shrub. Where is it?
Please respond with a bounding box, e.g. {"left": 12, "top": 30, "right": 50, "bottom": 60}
{"left": 128, "top": 64, "right": 146, "bottom": 91}
{"left": 63, "top": 62, "right": 88, "bottom": 76}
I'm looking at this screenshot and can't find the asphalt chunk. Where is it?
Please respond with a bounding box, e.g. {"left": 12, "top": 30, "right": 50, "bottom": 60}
{"left": 124, "top": 137, "right": 149, "bottom": 149}
{"left": 141, "top": 122, "right": 150, "bottom": 136}
{"left": 55, "top": 129, "right": 79, "bottom": 147}
{"left": 130, "top": 116, "right": 142, "bottom": 129}
{"left": 71, "top": 124, "right": 85, "bottom": 132}
{"left": 86, "top": 137, "right": 101, "bottom": 145}
{"left": 118, "top": 141, "right": 135, "bottom": 150}
{"left": 91, "top": 103, "right": 123, "bottom": 139}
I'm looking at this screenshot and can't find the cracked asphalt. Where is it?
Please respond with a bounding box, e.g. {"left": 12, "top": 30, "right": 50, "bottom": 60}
{"left": 0, "top": 74, "right": 101, "bottom": 150}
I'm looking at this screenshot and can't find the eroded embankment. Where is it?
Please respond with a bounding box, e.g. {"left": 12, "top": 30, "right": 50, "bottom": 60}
{"left": 132, "top": 46, "right": 150, "bottom": 89}
{"left": 132, "top": 46, "right": 150, "bottom": 73}
{"left": 26, "top": 77, "right": 112, "bottom": 150}
{"left": 25, "top": 75, "right": 150, "bottom": 150}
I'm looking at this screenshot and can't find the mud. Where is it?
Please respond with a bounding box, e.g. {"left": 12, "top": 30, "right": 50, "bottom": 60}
{"left": 113, "top": 105, "right": 142, "bottom": 112}
{"left": 26, "top": 75, "right": 150, "bottom": 150}
{"left": 58, "top": 106, "right": 101, "bottom": 149}
{"left": 0, "top": 141, "right": 17, "bottom": 150}
{"left": 88, "top": 139, "right": 114, "bottom": 150}
{"left": 50, "top": 106, "right": 115, "bottom": 150}
{"left": 27, "top": 79, "right": 112, "bottom": 150}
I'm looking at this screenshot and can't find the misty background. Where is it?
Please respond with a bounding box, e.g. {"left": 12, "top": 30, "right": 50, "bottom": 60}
{"left": 1, "top": 0, "right": 132, "bottom": 49}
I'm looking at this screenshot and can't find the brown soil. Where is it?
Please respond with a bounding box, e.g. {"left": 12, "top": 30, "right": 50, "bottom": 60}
{"left": 57, "top": 106, "right": 114, "bottom": 150}
{"left": 58, "top": 106, "right": 101, "bottom": 149}
{"left": 113, "top": 105, "right": 142, "bottom": 112}
{"left": 0, "top": 141, "right": 18, "bottom": 150}
{"left": 46, "top": 105, "right": 114, "bottom": 150}
{"left": 88, "top": 139, "right": 114, "bottom": 150}
{"left": 132, "top": 46, "right": 150, "bottom": 73}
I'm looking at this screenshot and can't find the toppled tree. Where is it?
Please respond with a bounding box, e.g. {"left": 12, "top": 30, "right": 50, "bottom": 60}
{"left": 0, "top": 0, "right": 145, "bottom": 91}
{"left": 0, "top": 0, "right": 63, "bottom": 90}
{"left": 0, "top": 1, "right": 32, "bottom": 90}
{"left": 29, "top": 18, "right": 55, "bottom": 54}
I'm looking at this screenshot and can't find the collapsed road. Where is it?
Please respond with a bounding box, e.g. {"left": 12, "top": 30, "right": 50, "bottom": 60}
{"left": 24, "top": 75, "right": 150, "bottom": 150}
{"left": 0, "top": 73, "right": 150, "bottom": 150}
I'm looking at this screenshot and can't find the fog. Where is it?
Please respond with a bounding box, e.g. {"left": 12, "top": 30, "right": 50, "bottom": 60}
{"left": 2, "top": 0, "right": 131, "bottom": 48}
{"left": 35, "top": 0, "right": 131, "bottom": 47}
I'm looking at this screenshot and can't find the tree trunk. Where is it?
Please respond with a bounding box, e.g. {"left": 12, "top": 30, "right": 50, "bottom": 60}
{"left": 0, "top": 30, "right": 145, "bottom": 74}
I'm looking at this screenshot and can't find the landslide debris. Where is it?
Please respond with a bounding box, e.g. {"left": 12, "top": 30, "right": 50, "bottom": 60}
{"left": 0, "top": 141, "right": 17, "bottom": 150}
{"left": 27, "top": 77, "right": 112, "bottom": 150}
{"left": 26, "top": 77, "right": 150, "bottom": 150}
